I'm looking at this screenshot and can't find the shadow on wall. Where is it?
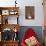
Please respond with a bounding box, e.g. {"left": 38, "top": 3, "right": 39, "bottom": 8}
{"left": 18, "top": 26, "right": 43, "bottom": 44}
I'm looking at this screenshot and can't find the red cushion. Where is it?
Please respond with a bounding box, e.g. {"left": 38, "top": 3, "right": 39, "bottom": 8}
{"left": 21, "top": 28, "right": 41, "bottom": 46}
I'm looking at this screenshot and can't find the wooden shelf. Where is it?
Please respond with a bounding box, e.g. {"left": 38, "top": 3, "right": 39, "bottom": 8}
{"left": 0, "top": 40, "right": 19, "bottom": 46}
{"left": 0, "top": 24, "right": 20, "bottom": 32}
{"left": 0, "top": 7, "right": 19, "bottom": 10}
{"left": 0, "top": 7, "right": 19, "bottom": 24}
{"left": 2, "top": 40, "right": 19, "bottom": 42}
{"left": 0, "top": 7, "right": 20, "bottom": 46}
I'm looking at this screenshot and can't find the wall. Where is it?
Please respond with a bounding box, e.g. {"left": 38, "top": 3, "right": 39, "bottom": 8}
{"left": 0, "top": 0, "right": 43, "bottom": 26}
{"left": 19, "top": 0, "right": 43, "bottom": 26}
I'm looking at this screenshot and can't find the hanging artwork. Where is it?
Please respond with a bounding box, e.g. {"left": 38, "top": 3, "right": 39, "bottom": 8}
{"left": 25, "top": 6, "right": 35, "bottom": 19}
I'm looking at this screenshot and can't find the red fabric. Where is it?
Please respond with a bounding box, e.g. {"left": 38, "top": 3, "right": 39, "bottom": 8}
{"left": 21, "top": 28, "right": 41, "bottom": 46}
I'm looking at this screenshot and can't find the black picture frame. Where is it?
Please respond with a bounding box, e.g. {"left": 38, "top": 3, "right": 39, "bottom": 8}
{"left": 25, "top": 6, "right": 35, "bottom": 19}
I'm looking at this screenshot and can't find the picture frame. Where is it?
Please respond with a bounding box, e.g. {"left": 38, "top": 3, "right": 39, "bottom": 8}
{"left": 25, "top": 6, "right": 35, "bottom": 19}
{"left": 2, "top": 10, "right": 9, "bottom": 15}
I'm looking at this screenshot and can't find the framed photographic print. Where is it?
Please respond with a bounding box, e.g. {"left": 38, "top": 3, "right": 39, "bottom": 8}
{"left": 2, "top": 10, "right": 9, "bottom": 15}
{"left": 25, "top": 6, "right": 35, "bottom": 19}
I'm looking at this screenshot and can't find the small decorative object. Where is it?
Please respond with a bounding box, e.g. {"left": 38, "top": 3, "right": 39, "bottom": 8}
{"left": 2, "top": 16, "right": 8, "bottom": 24}
{"left": 15, "top": 0, "right": 17, "bottom": 7}
{"left": 13, "top": 27, "right": 17, "bottom": 32}
{"left": 25, "top": 36, "right": 38, "bottom": 46}
{"left": 2, "top": 28, "right": 13, "bottom": 41}
{"left": 13, "top": 28, "right": 18, "bottom": 41}
{"left": 25, "top": 6, "right": 35, "bottom": 19}
{"left": 13, "top": 33, "right": 16, "bottom": 41}
{"left": 2, "top": 10, "right": 9, "bottom": 15}
{"left": 10, "top": 11, "right": 14, "bottom": 15}
{"left": 14, "top": 11, "right": 18, "bottom": 15}
{"left": 9, "top": 10, "right": 18, "bottom": 15}
{"left": 10, "top": 10, "right": 14, "bottom": 15}
{"left": 5, "top": 18, "right": 8, "bottom": 24}
{"left": 13, "top": 32, "right": 18, "bottom": 41}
